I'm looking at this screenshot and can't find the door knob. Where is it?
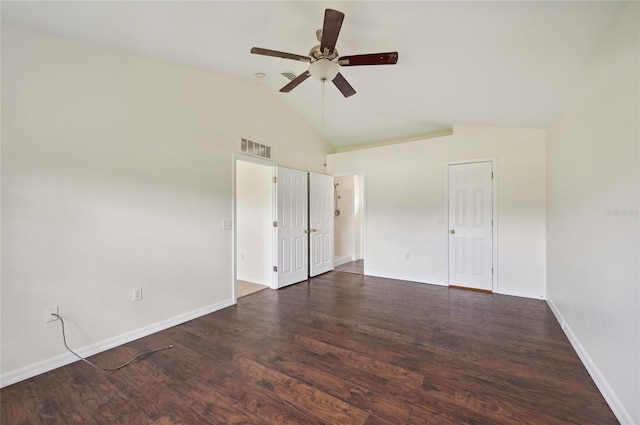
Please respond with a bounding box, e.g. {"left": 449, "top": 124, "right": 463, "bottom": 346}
{"left": 311, "top": 228, "right": 317, "bottom": 232}
{"left": 304, "top": 229, "right": 309, "bottom": 234}
{"left": 450, "top": 229, "right": 455, "bottom": 234}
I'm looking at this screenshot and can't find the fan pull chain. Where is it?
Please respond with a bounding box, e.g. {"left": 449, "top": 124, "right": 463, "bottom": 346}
{"left": 320, "top": 80, "right": 326, "bottom": 129}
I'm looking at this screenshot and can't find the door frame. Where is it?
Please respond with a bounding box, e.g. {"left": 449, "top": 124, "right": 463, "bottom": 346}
{"left": 232, "top": 153, "right": 277, "bottom": 303}
{"left": 332, "top": 171, "right": 367, "bottom": 274}
{"left": 445, "top": 158, "right": 498, "bottom": 292}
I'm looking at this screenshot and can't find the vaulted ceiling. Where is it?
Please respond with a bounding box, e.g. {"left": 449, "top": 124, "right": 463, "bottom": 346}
{"left": 2, "top": 1, "right": 627, "bottom": 149}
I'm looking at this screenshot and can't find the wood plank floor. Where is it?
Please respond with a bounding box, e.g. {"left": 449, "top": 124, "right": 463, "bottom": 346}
{"left": 1, "top": 271, "right": 618, "bottom": 424}
{"left": 335, "top": 259, "right": 364, "bottom": 274}
{"left": 236, "top": 280, "right": 269, "bottom": 298}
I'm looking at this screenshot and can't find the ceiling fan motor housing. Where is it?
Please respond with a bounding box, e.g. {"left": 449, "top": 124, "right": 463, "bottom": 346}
{"left": 309, "top": 44, "right": 339, "bottom": 61}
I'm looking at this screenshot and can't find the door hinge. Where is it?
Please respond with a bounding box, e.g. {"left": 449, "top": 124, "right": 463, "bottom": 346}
{"left": 491, "top": 172, "right": 494, "bottom": 179}
{"left": 492, "top": 268, "right": 494, "bottom": 274}
{"left": 273, "top": 176, "right": 277, "bottom": 184}
{"left": 273, "top": 221, "right": 277, "bottom": 228}
{"left": 273, "top": 266, "right": 278, "bottom": 272}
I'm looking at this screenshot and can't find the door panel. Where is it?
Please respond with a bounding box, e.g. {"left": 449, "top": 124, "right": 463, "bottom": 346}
{"left": 448, "top": 162, "right": 493, "bottom": 291}
{"left": 276, "top": 167, "right": 308, "bottom": 288}
{"left": 309, "top": 172, "right": 334, "bottom": 277}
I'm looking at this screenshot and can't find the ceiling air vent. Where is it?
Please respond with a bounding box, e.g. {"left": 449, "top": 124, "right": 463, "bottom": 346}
{"left": 281, "top": 71, "right": 297, "bottom": 81}
{"left": 241, "top": 138, "right": 271, "bottom": 159}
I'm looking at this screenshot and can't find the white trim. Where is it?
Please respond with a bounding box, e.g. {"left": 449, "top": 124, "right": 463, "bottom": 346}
{"left": 334, "top": 255, "right": 353, "bottom": 267}
{"left": 547, "top": 299, "right": 633, "bottom": 425}
{"left": 233, "top": 152, "right": 276, "bottom": 168}
{"left": 0, "top": 298, "right": 234, "bottom": 388}
{"left": 496, "top": 289, "right": 543, "bottom": 300}
{"left": 272, "top": 166, "right": 278, "bottom": 289}
{"left": 445, "top": 158, "right": 498, "bottom": 292}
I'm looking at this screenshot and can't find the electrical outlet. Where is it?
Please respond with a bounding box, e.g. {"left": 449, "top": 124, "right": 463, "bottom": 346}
{"left": 45, "top": 305, "right": 59, "bottom": 323}
{"left": 133, "top": 288, "right": 142, "bottom": 302}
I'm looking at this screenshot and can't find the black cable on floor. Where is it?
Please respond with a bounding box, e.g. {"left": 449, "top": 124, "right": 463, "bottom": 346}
{"left": 52, "top": 313, "right": 173, "bottom": 372}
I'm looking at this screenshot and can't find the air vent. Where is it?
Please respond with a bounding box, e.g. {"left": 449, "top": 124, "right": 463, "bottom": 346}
{"left": 241, "top": 138, "right": 271, "bottom": 159}
{"left": 281, "top": 71, "right": 297, "bottom": 81}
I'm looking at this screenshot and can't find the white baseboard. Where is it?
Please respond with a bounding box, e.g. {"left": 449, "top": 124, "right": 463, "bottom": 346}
{"left": 546, "top": 299, "right": 633, "bottom": 425}
{"left": 334, "top": 256, "right": 353, "bottom": 267}
{"left": 0, "top": 298, "right": 235, "bottom": 388}
{"left": 495, "top": 288, "right": 545, "bottom": 300}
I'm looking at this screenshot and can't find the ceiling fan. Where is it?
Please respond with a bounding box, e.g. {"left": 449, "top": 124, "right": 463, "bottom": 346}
{"left": 250, "top": 8, "right": 398, "bottom": 98}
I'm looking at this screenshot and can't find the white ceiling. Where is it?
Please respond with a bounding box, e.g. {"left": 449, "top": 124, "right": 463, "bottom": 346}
{"left": 2, "top": 1, "right": 626, "bottom": 149}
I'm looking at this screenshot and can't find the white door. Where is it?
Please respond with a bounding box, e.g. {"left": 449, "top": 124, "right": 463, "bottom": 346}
{"left": 275, "top": 167, "right": 308, "bottom": 288}
{"left": 448, "top": 161, "right": 493, "bottom": 291}
{"left": 309, "top": 172, "right": 334, "bottom": 277}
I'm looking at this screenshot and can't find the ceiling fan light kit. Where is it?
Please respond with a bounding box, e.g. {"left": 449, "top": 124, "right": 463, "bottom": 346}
{"left": 309, "top": 59, "right": 339, "bottom": 81}
{"left": 250, "top": 8, "right": 398, "bottom": 97}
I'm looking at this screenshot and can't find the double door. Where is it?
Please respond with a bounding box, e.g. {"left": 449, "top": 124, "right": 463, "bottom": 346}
{"left": 275, "top": 167, "right": 334, "bottom": 288}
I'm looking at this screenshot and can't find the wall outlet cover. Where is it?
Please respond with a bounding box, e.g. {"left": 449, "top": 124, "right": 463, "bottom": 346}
{"left": 45, "top": 305, "right": 59, "bottom": 323}
{"left": 133, "top": 288, "right": 142, "bottom": 301}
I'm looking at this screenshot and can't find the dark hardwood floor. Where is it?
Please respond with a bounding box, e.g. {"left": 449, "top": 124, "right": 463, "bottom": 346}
{"left": 335, "top": 259, "right": 364, "bottom": 274}
{"left": 1, "top": 271, "right": 618, "bottom": 424}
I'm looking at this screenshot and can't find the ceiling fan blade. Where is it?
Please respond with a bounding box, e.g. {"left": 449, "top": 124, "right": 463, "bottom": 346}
{"left": 250, "top": 47, "right": 311, "bottom": 62}
{"left": 332, "top": 73, "right": 356, "bottom": 98}
{"left": 320, "top": 9, "right": 345, "bottom": 55}
{"left": 280, "top": 71, "right": 311, "bottom": 93}
{"left": 338, "top": 52, "right": 399, "bottom": 66}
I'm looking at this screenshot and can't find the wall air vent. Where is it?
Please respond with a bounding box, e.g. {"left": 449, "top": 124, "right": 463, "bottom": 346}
{"left": 241, "top": 138, "right": 271, "bottom": 159}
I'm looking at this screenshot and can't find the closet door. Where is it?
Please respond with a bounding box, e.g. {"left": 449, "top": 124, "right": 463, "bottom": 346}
{"left": 309, "top": 172, "right": 335, "bottom": 277}
{"left": 274, "top": 167, "right": 308, "bottom": 288}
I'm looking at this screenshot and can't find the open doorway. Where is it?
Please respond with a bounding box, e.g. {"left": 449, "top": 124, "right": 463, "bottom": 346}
{"left": 235, "top": 157, "right": 273, "bottom": 299}
{"left": 234, "top": 156, "right": 337, "bottom": 297}
{"left": 333, "top": 174, "right": 365, "bottom": 274}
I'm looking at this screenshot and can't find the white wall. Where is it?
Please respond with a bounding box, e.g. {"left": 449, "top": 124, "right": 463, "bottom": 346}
{"left": 236, "top": 160, "right": 272, "bottom": 287}
{"left": 327, "top": 125, "right": 546, "bottom": 299}
{"left": 546, "top": 4, "right": 639, "bottom": 424}
{"left": 0, "top": 26, "right": 332, "bottom": 384}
